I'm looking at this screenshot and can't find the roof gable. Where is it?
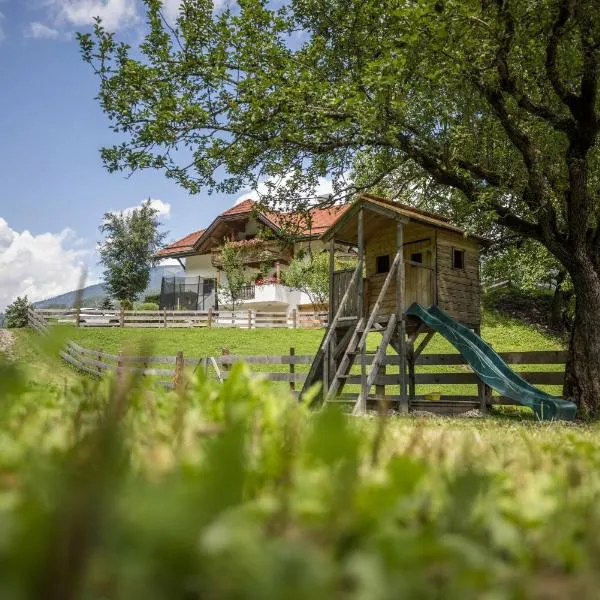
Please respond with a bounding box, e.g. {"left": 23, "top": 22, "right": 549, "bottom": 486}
{"left": 321, "top": 194, "right": 489, "bottom": 245}
{"left": 157, "top": 199, "right": 351, "bottom": 259}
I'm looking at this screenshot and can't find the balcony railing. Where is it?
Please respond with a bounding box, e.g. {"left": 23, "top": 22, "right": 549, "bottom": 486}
{"left": 211, "top": 239, "right": 293, "bottom": 267}
{"left": 238, "top": 283, "right": 256, "bottom": 300}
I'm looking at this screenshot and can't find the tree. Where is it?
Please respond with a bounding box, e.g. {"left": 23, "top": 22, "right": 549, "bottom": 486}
{"left": 80, "top": 1, "right": 600, "bottom": 415}
{"left": 99, "top": 296, "right": 115, "bottom": 311}
{"left": 283, "top": 252, "right": 330, "bottom": 309}
{"left": 98, "top": 200, "right": 166, "bottom": 309}
{"left": 219, "top": 242, "right": 248, "bottom": 312}
{"left": 5, "top": 296, "right": 31, "bottom": 328}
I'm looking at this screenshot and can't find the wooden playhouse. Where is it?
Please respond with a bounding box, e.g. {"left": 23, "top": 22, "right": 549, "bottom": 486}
{"left": 302, "top": 193, "right": 487, "bottom": 414}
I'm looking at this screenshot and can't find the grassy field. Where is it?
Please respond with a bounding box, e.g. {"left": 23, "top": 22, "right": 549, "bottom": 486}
{"left": 68, "top": 310, "right": 562, "bottom": 357}
{"left": 8, "top": 328, "right": 78, "bottom": 392}
{"left": 67, "top": 310, "right": 564, "bottom": 398}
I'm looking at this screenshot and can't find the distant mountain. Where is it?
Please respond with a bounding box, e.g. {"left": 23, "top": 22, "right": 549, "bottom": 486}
{"left": 33, "top": 265, "right": 185, "bottom": 309}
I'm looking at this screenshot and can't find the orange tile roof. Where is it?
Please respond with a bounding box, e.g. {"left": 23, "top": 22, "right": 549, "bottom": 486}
{"left": 220, "top": 198, "right": 256, "bottom": 216}
{"left": 156, "top": 228, "right": 206, "bottom": 258}
{"left": 156, "top": 200, "right": 350, "bottom": 259}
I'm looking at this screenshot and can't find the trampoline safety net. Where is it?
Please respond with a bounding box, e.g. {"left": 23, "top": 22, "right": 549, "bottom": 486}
{"left": 159, "top": 276, "right": 218, "bottom": 311}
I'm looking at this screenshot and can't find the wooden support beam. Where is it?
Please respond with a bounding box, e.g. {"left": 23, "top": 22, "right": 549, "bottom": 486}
{"left": 396, "top": 221, "right": 408, "bottom": 414}
{"left": 353, "top": 314, "right": 397, "bottom": 415}
{"left": 328, "top": 237, "right": 335, "bottom": 324}
{"left": 414, "top": 331, "right": 435, "bottom": 359}
{"left": 407, "top": 338, "right": 416, "bottom": 403}
{"left": 358, "top": 209, "right": 367, "bottom": 412}
{"left": 474, "top": 325, "right": 488, "bottom": 414}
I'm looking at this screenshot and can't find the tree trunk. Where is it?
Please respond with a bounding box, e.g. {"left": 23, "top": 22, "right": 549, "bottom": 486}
{"left": 564, "top": 264, "right": 600, "bottom": 419}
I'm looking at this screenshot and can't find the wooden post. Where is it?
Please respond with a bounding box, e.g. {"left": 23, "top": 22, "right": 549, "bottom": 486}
{"left": 221, "top": 348, "right": 230, "bottom": 379}
{"left": 174, "top": 351, "right": 184, "bottom": 392}
{"left": 247, "top": 309, "right": 252, "bottom": 330}
{"left": 75, "top": 304, "right": 81, "bottom": 328}
{"left": 407, "top": 339, "right": 416, "bottom": 402}
{"left": 357, "top": 208, "right": 367, "bottom": 414}
{"left": 397, "top": 221, "right": 408, "bottom": 414}
{"left": 117, "top": 350, "right": 124, "bottom": 383}
{"left": 375, "top": 345, "right": 385, "bottom": 403}
{"left": 276, "top": 261, "right": 281, "bottom": 281}
{"left": 292, "top": 308, "right": 297, "bottom": 329}
{"left": 476, "top": 326, "right": 489, "bottom": 413}
{"left": 289, "top": 347, "right": 295, "bottom": 393}
{"left": 328, "top": 238, "right": 335, "bottom": 324}
{"left": 163, "top": 307, "right": 167, "bottom": 328}
{"left": 119, "top": 306, "right": 125, "bottom": 328}
{"left": 208, "top": 307, "right": 213, "bottom": 328}
{"left": 96, "top": 348, "right": 103, "bottom": 378}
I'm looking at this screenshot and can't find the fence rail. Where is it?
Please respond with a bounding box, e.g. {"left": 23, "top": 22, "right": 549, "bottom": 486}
{"left": 28, "top": 308, "right": 566, "bottom": 412}
{"left": 33, "top": 307, "right": 327, "bottom": 329}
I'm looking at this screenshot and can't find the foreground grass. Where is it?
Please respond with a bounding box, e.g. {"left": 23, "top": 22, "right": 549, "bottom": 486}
{"left": 0, "top": 362, "right": 598, "bottom": 598}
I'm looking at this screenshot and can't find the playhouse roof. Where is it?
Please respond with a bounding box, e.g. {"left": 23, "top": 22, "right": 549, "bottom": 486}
{"left": 157, "top": 199, "right": 349, "bottom": 259}
{"left": 320, "top": 194, "right": 489, "bottom": 245}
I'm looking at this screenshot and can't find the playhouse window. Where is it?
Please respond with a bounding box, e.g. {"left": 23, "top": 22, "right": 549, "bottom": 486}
{"left": 452, "top": 248, "right": 465, "bottom": 270}
{"left": 376, "top": 255, "right": 390, "bottom": 274}
{"left": 411, "top": 252, "right": 423, "bottom": 264}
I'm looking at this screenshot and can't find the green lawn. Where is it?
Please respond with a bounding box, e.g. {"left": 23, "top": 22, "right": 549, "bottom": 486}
{"left": 65, "top": 310, "right": 564, "bottom": 400}
{"left": 9, "top": 328, "right": 78, "bottom": 392}
{"left": 68, "top": 309, "right": 562, "bottom": 357}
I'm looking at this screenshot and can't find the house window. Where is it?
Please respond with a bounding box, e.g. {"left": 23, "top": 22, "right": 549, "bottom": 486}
{"left": 411, "top": 252, "right": 423, "bottom": 264}
{"left": 376, "top": 255, "right": 390, "bottom": 274}
{"left": 452, "top": 248, "right": 465, "bottom": 270}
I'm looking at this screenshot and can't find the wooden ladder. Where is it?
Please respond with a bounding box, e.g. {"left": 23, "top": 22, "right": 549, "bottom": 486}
{"left": 351, "top": 313, "right": 397, "bottom": 415}
{"left": 326, "top": 250, "right": 403, "bottom": 411}
{"left": 300, "top": 263, "right": 362, "bottom": 404}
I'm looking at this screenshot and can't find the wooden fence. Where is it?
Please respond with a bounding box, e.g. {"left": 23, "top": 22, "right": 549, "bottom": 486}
{"left": 33, "top": 307, "right": 327, "bottom": 329}
{"left": 28, "top": 308, "right": 566, "bottom": 413}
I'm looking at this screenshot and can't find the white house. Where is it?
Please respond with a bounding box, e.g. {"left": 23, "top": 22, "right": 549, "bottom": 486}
{"left": 156, "top": 199, "right": 349, "bottom": 313}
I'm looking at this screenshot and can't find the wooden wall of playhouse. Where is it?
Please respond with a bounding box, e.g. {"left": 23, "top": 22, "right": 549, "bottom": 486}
{"left": 436, "top": 229, "right": 481, "bottom": 326}
{"left": 364, "top": 222, "right": 481, "bottom": 325}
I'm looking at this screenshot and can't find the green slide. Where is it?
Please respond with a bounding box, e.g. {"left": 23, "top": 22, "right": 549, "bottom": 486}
{"left": 406, "top": 303, "right": 577, "bottom": 421}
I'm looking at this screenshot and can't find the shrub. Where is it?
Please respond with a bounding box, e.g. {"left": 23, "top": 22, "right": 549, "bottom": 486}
{"left": 5, "top": 296, "right": 30, "bottom": 328}
{"left": 144, "top": 293, "right": 160, "bottom": 305}
{"left": 99, "top": 297, "right": 116, "bottom": 311}
{"left": 136, "top": 302, "right": 159, "bottom": 311}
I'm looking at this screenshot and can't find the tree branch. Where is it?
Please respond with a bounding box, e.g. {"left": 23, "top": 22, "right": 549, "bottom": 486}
{"left": 546, "top": 0, "right": 579, "bottom": 113}
{"left": 494, "top": 0, "right": 575, "bottom": 134}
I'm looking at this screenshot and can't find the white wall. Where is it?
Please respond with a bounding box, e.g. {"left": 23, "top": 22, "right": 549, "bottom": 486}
{"left": 184, "top": 254, "right": 217, "bottom": 278}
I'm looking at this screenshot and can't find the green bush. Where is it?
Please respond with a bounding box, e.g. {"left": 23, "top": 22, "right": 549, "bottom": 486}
{"left": 136, "top": 302, "right": 159, "bottom": 311}
{"left": 5, "top": 295, "right": 30, "bottom": 328}
{"left": 144, "top": 293, "right": 160, "bottom": 305}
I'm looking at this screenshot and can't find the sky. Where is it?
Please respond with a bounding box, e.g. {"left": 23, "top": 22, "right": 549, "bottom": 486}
{"left": 0, "top": 0, "right": 329, "bottom": 310}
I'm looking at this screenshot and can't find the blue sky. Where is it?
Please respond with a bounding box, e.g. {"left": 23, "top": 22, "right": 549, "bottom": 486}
{"left": 0, "top": 0, "right": 261, "bottom": 308}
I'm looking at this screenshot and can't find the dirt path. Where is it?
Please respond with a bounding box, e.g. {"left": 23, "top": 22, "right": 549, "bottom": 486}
{"left": 0, "top": 329, "right": 15, "bottom": 359}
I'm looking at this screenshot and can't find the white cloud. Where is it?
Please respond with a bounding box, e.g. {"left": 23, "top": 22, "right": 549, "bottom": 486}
{"left": 44, "top": 0, "right": 138, "bottom": 31}
{"left": 26, "top": 22, "right": 61, "bottom": 39}
{"left": 118, "top": 198, "right": 171, "bottom": 218}
{"left": 0, "top": 218, "right": 88, "bottom": 311}
{"left": 159, "top": 0, "right": 182, "bottom": 25}
{"left": 235, "top": 176, "right": 334, "bottom": 205}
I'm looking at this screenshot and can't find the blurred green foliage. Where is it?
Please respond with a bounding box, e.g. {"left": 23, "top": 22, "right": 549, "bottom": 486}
{"left": 2, "top": 347, "right": 600, "bottom": 598}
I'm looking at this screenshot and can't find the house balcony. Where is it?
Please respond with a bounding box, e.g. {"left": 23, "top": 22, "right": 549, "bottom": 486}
{"left": 211, "top": 239, "right": 293, "bottom": 268}
{"left": 219, "top": 281, "right": 311, "bottom": 310}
